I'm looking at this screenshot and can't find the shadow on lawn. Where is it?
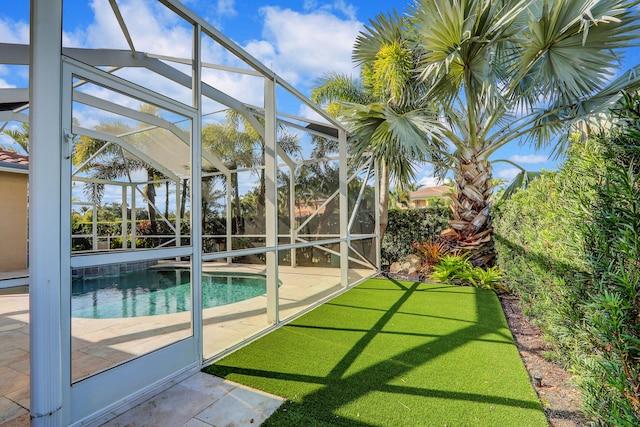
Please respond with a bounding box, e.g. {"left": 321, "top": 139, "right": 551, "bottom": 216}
{"left": 208, "top": 278, "right": 541, "bottom": 426}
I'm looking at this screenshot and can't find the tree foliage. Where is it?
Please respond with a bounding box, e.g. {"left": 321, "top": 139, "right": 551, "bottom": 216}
{"left": 494, "top": 93, "right": 640, "bottom": 425}
{"left": 335, "top": 0, "right": 640, "bottom": 266}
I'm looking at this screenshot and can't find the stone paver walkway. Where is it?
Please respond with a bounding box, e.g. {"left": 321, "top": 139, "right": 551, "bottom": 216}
{"left": 91, "top": 372, "right": 283, "bottom": 427}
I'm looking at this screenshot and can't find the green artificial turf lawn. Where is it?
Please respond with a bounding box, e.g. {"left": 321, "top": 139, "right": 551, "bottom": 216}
{"left": 204, "top": 278, "right": 547, "bottom": 426}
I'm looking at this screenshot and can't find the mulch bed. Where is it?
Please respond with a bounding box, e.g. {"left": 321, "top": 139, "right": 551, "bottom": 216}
{"left": 379, "top": 271, "right": 589, "bottom": 426}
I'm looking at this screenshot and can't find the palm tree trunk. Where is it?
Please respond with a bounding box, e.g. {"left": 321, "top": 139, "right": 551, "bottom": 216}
{"left": 164, "top": 181, "right": 170, "bottom": 218}
{"left": 146, "top": 169, "right": 157, "bottom": 234}
{"left": 257, "top": 168, "right": 265, "bottom": 233}
{"left": 179, "top": 179, "right": 188, "bottom": 219}
{"left": 441, "top": 155, "right": 495, "bottom": 266}
{"left": 379, "top": 160, "right": 390, "bottom": 240}
{"left": 232, "top": 174, "right": 242, "bottom": 234}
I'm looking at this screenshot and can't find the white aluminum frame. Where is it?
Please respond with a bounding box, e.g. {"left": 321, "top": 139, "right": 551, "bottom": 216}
{"left": 22, "top": 0, "right": 380, "bottom": 425}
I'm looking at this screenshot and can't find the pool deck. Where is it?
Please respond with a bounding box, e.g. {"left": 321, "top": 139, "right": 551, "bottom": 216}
{"left": 0, "top": 264, "right": 373, "bottom": 426}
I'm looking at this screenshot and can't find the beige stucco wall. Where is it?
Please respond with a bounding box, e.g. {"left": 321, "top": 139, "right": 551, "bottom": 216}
{"left": 0, "top": 170, "right": 28, "bottom": 272}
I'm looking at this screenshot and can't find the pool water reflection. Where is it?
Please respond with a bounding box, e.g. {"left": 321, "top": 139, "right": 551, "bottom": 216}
{"left": 71, "top": 268, "right": 267, "bottom": 318}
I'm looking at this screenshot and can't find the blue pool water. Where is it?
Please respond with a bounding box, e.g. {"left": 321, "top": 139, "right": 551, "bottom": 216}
{"left": 71, "top": 269, "right": 267, "bottom": 319}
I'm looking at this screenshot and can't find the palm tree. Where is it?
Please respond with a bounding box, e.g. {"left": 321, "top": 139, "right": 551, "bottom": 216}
{"left": 224, "top": 109, "right": 300, "bottom": 232}
{"left": 74, "top": 118, "right": 169, "bottom": 234}
{"left": 390, "top": 181, "right": 420, "bottom": 209}
{"left": 201, "top": 120, "right": 255, "bottom": 235}
{"left": 311, "top": 12, "right": 443, "bottom": 239}
{"left": 1, "top": 123, "right": 29, "bottom": 153}
{"left": 346, "top": 0, "right": 640, "bottom": 266}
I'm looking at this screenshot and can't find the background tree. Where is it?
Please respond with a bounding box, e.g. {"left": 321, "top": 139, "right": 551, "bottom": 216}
{"left": 389, "top": 181, "right": 419, "bottom": 209}
{"left": 1, "top": 122, "right": 29, "bottom": 153}
{"left": 202, "top": 109, "right": 300, "bottom": 236}
{"left": 73, "top": 112, "right": 174, "bottom": 235}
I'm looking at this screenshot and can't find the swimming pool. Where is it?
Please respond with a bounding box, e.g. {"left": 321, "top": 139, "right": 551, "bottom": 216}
{"left": 71, "top": 268, "right": 267, "bottom": 319}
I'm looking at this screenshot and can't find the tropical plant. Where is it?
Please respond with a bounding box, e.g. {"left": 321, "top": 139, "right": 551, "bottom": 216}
{"left": 203, "top": 109, "right": 301, "bottom": 236}
{"left": 494, "top": 93, "right": 640, "bottom": 423}
{"left": 429, "top": 254, "right": 473, "bottom": 283}
{"left": 430, "top": 253, "right": 507, "bottom": 292}
{"left": 201, "top": 119, "right": 256, "bottom": 235}
{"left": 311, "top": 12, "right": 443, "bottom": 240}
{"left": 412, "top": 238, "right": 447, "bottom": 268}
{"left": 389, "top": 181, "right": 419, "bottom": 208}
{"left": 457, "top": 266, "right": 508, "bottom": 292}
{"left": 1, "top": 122, "right": 29, "bottom": 153}
{"left": 346, "top": 0, "right": 640, "bottom": 266}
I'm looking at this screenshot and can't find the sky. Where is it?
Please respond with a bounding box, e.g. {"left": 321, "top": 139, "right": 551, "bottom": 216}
{"left": 1, "top": 0, "right": 639, "bottom": 188}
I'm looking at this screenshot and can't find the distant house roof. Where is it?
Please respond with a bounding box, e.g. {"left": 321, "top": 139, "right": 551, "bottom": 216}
{"left": 410, "top": 185, "right": 452, "bottom": 200}
{"left": 0, "top": 149, "right": 29, "bottom": 172}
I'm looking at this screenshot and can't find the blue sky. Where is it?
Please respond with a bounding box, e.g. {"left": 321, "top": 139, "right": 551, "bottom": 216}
{"left": 1, "top": 0, "right": 639, "bottom": 188}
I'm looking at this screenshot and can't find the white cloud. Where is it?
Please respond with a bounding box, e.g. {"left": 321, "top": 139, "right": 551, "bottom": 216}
{"left": 509, "top": 154, "right": 548, "bottom": 164}
{"left": 327, "top": 1, "right": 358, "bottom": 20}
{"left": 297, "top": 104, "right": 331, "bottom": 125}
{"left": 417, "top": 176, "right": 443, "bottom": 188}
{"left": 497, "top": 168, "right": 521, "bottom": 181}
{"left": 244, "top": 40, "right": 277, "bottom": 66}
{"left": 0, "top": 18, "right": 29, "bottom": 44}
{"left": 250, "top": 6, "right": 361, "bottom": 87}
{"left": 201, "top": 68, "right": 265, "bottom": 108}
{"left": 0, "top": 77, "right": 16, "bottom": 89}
{"left": 303, "top": 0, "right": 319, "bottom": 10}
{"left": 216, "top": 0, "right": 237, "bottom": 17}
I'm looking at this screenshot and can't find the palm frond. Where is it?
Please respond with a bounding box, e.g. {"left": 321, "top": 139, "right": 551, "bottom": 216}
{"left": 1, "top": 122, "right": 30, "bottom": 153}
{"left": 513, "top": 0, "right": 640, "bottom": 103}
{"left": 311, "top": 72, "right": 370, "bottom": 106}
{"left": 500, "top": 170, "right": 543, "bottom": 200}
{"left": 353, "top": 10, "right": 408, "bottom": 67}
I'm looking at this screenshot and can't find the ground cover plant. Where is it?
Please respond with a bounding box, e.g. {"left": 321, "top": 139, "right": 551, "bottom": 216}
{"left": 494, "top": 93, "right": 640, "bottom": 425}
{"left": 205, "top": 278, "right": 546, "bottom": 426}
{"left": 429, "top": 254, "right": 507, "bottom": 293}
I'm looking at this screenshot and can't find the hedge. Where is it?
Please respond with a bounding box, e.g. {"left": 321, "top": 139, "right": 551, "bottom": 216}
{"left": 381, "top": 205, "right": 450, "bottom": 265}
{"left": 494, "top": 95, "right": 640, "bottom": 425}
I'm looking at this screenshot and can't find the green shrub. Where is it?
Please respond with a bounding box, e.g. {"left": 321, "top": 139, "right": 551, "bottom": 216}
{"left": 382, "top": 206, "right": 450, "bottom": 265}
{"left": 494, "top": 93, "right": 640, "bottom": 425}
{"left": 459, "top": 266, "right": 508, "bottom": 292}
{"left": 577, "top": 93, "right": 640, "bottom": 425}
{"left": 430, "top": 254, "right": 473, "bottom": 283}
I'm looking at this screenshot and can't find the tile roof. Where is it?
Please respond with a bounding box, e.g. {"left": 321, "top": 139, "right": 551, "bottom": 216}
{"left": 410, "top": 185, "right": 452, "bottom": 199}
{"left": 0, "top": 149, "right": 29, "bottom": 170}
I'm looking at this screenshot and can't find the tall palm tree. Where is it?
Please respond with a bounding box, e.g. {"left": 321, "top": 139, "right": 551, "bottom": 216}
{"left": 345, "top": 0, "right": 640, "bottom": 266}
{"left": 201, "top": 120, "right": 255, "bottom": 235}
{"left": 312, "top": 12, "right": 444, "bottom": 239}
{"left": 224, "top": 108, "right": 300, "bottom": 232}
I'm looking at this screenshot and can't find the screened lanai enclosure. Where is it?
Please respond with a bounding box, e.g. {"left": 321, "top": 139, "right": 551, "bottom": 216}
{"left": 0, "top": 1, "right": 379, "bottom": 425}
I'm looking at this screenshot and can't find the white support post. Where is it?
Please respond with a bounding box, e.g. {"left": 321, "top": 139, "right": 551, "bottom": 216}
{"left": 29, "top": 0, "right": 64, "bottom": 425}
{"left": 175, "top": 179, "right": 181, "bottom": 249}
{"left": 264, "top": 76, "right": 278, "bottom": 324}
{"left": 121, "top": 185, "right": 128, "bottom": 248}
{"left": 92, "top": 187, "right": 98, "bottom": 250}
{"left": 120, "top": 185, "right": 127, "bottom": 249}
{"left": 289, "top": 165, "right": 296, "bottom": 267}
{"left": 226, "top": 171, "right": 232, "bottom": 264}
{"left": 192, "top": 23, "right": 203, "bottom": 362}
{"left": 339, "top": 129, "right": 349, "bottom": 287}
{"left": 131, "top": 185, "right": 136, "bottom": 248}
